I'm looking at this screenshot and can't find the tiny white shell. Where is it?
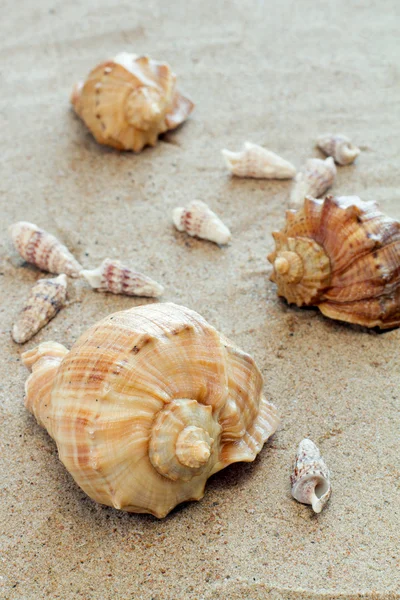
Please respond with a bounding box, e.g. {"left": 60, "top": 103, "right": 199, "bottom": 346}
{"left": 173, "top": 200, "right": 231, "bottom": 245}
{"left": 222, "top": 142, "right": 296, "bottom": 179}
{"left": 80, "top": 258, "right": 164, "bottom": 297}
{"left": 317, "top": 133, "right": 360, "bottom": 166}
{"left": 290, "top": 438, "right": 331, "bottom": 513}
{"left": 290, "top": 157, "right": 336, "bottom": 208}
{"left": 12, "top": 274, "right": 68, "bottom": 344}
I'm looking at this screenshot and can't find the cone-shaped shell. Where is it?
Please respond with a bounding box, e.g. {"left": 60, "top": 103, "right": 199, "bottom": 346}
{"left": 71, "top": 52, "right": 194, "bottom": 152}
{"left": 9, "top": 222, "right": 82, "bottom": 277}
{"left": 21, "top": 303, "right": 279, "bottom": 518}
{"left": 317, "top": 133, "right": 360, "bottom": 166}
{"left": 291, "top": 439, "right": 331, "bottom": 513}
{"left": 268, "top": 195, "right": 400, "bottom": 328}
{"left": 80, "top": 258, "right": 164, "bottom": 297}
{"left": 290, "top": 157, "right": 336, "bottom": 208}
{"left": 173, "top": 200, "right": 231, "bottom": 245}
{"left": 12, "top": 275, "right": 68, "bottom": 344}
{"left": 222, "top": 142, "right": 296, "bottom": 179}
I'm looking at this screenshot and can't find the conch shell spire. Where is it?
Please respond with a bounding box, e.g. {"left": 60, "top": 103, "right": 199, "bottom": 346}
{"left": 291, "top": 438, "right": 331, "bottom": 513}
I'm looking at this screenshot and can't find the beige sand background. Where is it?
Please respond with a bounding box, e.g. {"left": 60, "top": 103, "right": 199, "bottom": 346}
{"left": 1, "top": 0, "right": 400, "bottom": 598}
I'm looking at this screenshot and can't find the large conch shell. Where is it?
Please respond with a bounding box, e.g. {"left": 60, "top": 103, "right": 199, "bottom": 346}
{"left": 268, "top": 195, "right": 400, "bottom": 329}
{"left": 71, "top": 52, "right": 194, "bottom": 151}
{"left": 9, "top": 222, "right": 82, "bottom": 277}
{"left": 22, "top": 303, "right": 279, "bottom": 518}
{"left": 291, "top": 439, "right": 331, "bottom": 513}
{"left": 290, "top": 157, "right": 336, "bottom": 208}
{"left": 221, "top": 142, "right": 296, "bottom": 179}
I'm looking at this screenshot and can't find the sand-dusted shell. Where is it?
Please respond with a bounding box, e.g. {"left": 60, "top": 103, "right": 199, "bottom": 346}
{"left": 221, "top": 142, "right": 296, "bottom": 179}
{"left": 80, "top": 258, "right": 164, "bottom": 297}
{"left": 317, "top": 133, "right": 360, "bottom": 166}
{"left": 290, "top": 157, "right": 336, "bottom": 207}
{"left": 291, "top": 439, "right": 331, "bottom": 513}
{"left": 268, "top": 195, "right": 400, "bottom": 328}
{"left": 71, "top": 52, "right": 194, "bottom": 152}
{"left": 21, "top": 303, "right": 279, "bottom": 518}
{"left": 12, "top": 275, "right": 67, "bottom": 344}
{"left": 9, "top": 222, "right": 82, "bottom": 277}
{"left": 173, "top": 200, "right": 231, "bottom": 245}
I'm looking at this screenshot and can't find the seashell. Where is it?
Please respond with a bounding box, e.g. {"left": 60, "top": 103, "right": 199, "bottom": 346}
{"left": 268, "top": 195, "right": 400, "bottom": 329}
{"left": 290, "top": 157, "right": 336, "bottom": 208}
{"left": 291, "top": 438, "right": 331, "bottom": 513}
{"left": 12, "top": 275, "right": 67, "bottom": 344}
{"left": 9, "top": 222, "right": 82, "bottom": 277}
{"left": 80, "top": 258, "right": 164, "bottom": 297}
{"left": 21, "top": 303, "right": 279, "bottom": 517}
{"left": 221, "top": 142, "right": 297, "bottom": 179}
{"left": 317, "top": 133, "right": 360, "bottom": 166}
{"left": 173, "top": 200, "right": 231, "bottom": 245}
{"left": 71, "top": 52, "right": 194, "bottom": 152}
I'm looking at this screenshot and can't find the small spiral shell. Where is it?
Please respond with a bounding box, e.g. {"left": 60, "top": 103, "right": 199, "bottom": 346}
{"left": 317, "top": 133, "right": 360, "bottom": 166}
{"left": 291, "top": 439, "right": 331, "bottom": 513}
{"left": 22, "top": 303, "right": 279, "bottom": 517}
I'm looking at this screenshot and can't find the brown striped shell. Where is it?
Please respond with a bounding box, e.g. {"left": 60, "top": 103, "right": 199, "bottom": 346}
{"left": 80, "top": 258, "right": 164, "bottom": 297}
{"left": 22, "top": 303, "right": 279, "bottom": 517}
{"left": 268, "top": 195, "right": 400, "bottom": 329}
{"left": 71, "top": 52, "right": 194, "bottom": 151}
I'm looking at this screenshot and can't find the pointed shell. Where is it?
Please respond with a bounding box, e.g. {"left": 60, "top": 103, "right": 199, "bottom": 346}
{"left": 12, "top": 275, "right": 68, "bottom": 344}
{"left": 222, "top": 142, "right": 296, "bottom": 179}
{"left": 9, "top": 222, "right": 82, "bottom": 277}
{"left": 291, "top": 439, "right": 331, "bottom": 513}
{"left": 317, "top": 133, "right": 360, "bottom": 166}
{"left": 71, "top": 53, "right": 194, "bottom": 152}
{"left": 21, "top": 303, "right": 279, "bottom": 518}
{"left": 80, "top": 258, "right": 164, "bottom": 297}
{"left": 290, "top": 157, "right": 336, "bottom": 208}
{"left": 173, "top": 200, "right": 231, "bottom": 245}
{"left": 268, "top": 195, "right": 400, "bottom": 328}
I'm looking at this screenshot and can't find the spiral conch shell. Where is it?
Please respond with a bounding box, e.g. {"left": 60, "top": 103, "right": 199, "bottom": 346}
{"left": 9, "top": 222, "right": 82, "bottom": 277}
{"left": 21, "top": 303, "right": 279, "bottom": 517}
{"left": 291, "top": 439, "right": 331, "bottom": 513}
{"left": 222, "top": 142, "right": 296, "bottom": 179}
{"left": 80, "top": 258, "right": 164, "bottom": 297}
{"left": 173, "top": 200, "right": 231, "bottom": 245}
{"left": 317, "top": 133, "right": 360, "bottom": 166}
{"left": 268, "top": 195, "right": 400, "bottom": 328}
{"left": 290, "top": 157, "right": 336, "bottom": 208}
{"left": 13, "top": 275, "right": 67, "bottom": 344}
{"left": 71, "top": 52, "right": 194, "bottom": 151}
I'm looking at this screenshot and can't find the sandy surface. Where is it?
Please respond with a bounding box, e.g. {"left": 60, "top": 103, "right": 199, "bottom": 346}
{"left": 1, "top": 0, "right": 400, "bottom": 598}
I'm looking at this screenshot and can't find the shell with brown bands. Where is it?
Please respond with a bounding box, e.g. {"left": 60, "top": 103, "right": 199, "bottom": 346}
{"left": 268, "top": 195, "right": 400, "bottom": 329}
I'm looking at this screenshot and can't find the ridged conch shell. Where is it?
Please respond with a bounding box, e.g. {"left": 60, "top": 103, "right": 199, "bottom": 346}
{"left": 13, "top": 275, "right": 67, "bottom": 344}
{"left": 221, "top": 142, "right": 296, "bottom": 179}
{"left": 291, "top": 439, "right": 331, "bottom": 513}
{"left": 21, "top": 303, "right": 279, "bottom": 518}
{"left": 71, "top": 52, "right": 194, "bottom": 152}
{"left": 80, "top": 258, "right": 164, "bottom": 297}
{"left": 9, "top": 222, "right": 82, "bottom": 277}
{"left": 290, "top": 157, "right": 336, "bottom": 208}
{"left": 173, "top": 200, "right": 231, "bottom": 245}
{"left": 268, "top": 195, "right": 400, "bottom": 329}
{"left": 317, "top": 133, "right": 360, "bottom": 166}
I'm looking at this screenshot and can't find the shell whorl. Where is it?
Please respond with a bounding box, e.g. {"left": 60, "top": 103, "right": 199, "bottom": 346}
{"left": 22, "top": 303, "right": 279, "bottom": 517}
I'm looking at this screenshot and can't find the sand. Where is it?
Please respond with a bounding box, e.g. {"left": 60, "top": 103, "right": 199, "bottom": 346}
{"left": 1, "top": 0, "right": 399, "bottom": 598}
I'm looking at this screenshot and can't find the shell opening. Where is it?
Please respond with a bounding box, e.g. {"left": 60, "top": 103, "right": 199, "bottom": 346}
{"left": 312, "top": 479, "right": 330, "bottom": 513}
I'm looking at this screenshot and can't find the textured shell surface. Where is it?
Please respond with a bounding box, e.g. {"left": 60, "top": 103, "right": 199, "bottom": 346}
{"left": 80, "top": 258, "right": 164, "bottom": 297}
{"left": 9, "top": 222, "right": 82, "bottom": 277}
{"left": 290, "top": 157, "right": 336, "bottom": 208}
{"left": 317, "top": 133, "right": 360, "bottom": 166}
{"left": 71, "top": 52, "right": 194, "bottom": 152}
{"left": 13, "top": 275, "right": 67, "bottom": 344}
{"left": 291, "top": 438, "right": 331, "bottom": 513}
{"left": 221, "top": 142, "right": 297, "bottom": 179}
{"left": 268, "top": 195, "right": 400, "bottom": 328}
{"left": 22, "top": 303, "right": 279, "bottom": 518}
{"left": 173, "top": 200, "right": 231, "bottom": 245}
